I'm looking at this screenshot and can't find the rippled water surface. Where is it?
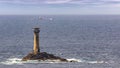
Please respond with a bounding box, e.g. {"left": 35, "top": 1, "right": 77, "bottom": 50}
{"left": 0, "top": 15, "right": 120, "bottom": 68}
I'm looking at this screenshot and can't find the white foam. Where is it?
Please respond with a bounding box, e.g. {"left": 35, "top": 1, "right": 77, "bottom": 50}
{"left": 0, "top": 58, "right": 66, "bottom": 65}
{"left": 0, "top": 58, "right": 107, "bottom": 65}
{"left": 0, "top": 58, "right": 23, "bottom": 65}
{"left": 87, "top": 61, "right": 107, "bottom": 64}
{"left": 67, "top": 58, "right": 83, "bottom": 62}
{"left": 67, "top": 58, "right": 107, "bottom": 64}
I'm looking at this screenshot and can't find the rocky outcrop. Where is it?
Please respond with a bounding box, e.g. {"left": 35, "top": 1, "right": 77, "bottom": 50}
{"left": 22, "top": 52, "right": 68, "bottom": 62}
{"left": 22, "top": 28, "right": 68, "bottom": 62}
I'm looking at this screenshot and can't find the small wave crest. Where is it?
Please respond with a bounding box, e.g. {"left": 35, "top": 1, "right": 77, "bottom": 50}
{"left": 0, "top": 58, "right": 107, "bottom": 65}
{"left": 67, "top": 58, "right": 83, "bottom": 62}
{"left": 0, "top": 58, "right": 67, "bottom": 65}
{"left": 0, "top": 58, "right": 22, "bottom": 65}
{"left": 67, "top": 58, "right": 107, "bottom": 64}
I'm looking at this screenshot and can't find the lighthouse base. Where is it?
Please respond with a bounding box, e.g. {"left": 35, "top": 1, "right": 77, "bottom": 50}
{"left": 22, "top": 52, "right": 68, "bottom": 62}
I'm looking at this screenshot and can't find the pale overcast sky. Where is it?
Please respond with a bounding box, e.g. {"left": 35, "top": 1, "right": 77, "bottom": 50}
{"left": 0, "top": 0, "right": 120, "bottom": 15}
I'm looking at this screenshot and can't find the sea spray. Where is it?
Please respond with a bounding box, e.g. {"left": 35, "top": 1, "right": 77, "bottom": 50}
{"left": 0, "top": 58, "right": 107, "bottom": 65}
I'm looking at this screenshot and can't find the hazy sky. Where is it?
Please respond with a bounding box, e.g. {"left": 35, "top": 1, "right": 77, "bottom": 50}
{"left": 0, "top": 0, "right": 120, "bottom": 15}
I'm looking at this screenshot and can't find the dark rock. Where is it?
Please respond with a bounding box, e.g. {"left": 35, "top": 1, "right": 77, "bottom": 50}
{"left": 22, "top": 28, "right": 69, "bottom": 62}
{"left": 22, "top": 52, "right": 68, "bottom": 62}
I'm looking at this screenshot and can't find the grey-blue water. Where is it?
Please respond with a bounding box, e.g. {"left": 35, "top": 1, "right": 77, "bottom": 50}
{"left": 0, "top": 15, "right": 120, "bottom": 68}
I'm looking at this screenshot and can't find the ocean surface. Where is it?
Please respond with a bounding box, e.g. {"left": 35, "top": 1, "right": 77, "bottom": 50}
{"left": 0, "top": 15, "right": 120, "bottom": 68}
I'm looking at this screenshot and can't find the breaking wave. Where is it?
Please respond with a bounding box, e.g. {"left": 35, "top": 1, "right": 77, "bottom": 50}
{"left": 0, "top": 58, "right": 107, "bottom": 65}
{"left": 67, "top": 58, "right": 107, "bottom": 64}
{"left": 0, "top": 58, "right": 22, "bottom": 65}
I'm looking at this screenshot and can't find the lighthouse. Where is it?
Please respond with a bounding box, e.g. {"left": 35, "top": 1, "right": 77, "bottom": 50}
{"left": 33, "top": 28, "right": 40, "bottom": 55}
{"left": 22, "top": 27, "right": 67, "bottom": 62}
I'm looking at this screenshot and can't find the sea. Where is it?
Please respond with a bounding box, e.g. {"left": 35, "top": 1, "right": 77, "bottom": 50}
{"left": 0, "top": 15, "right": 120, "bottom": 68}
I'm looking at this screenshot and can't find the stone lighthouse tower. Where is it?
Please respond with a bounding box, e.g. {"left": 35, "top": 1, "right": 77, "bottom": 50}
{"left": 22, "top": 27, "right": 67, "bottom": 62}
{"left": 33, "top": 28, "right": 40, "bottom": 55}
